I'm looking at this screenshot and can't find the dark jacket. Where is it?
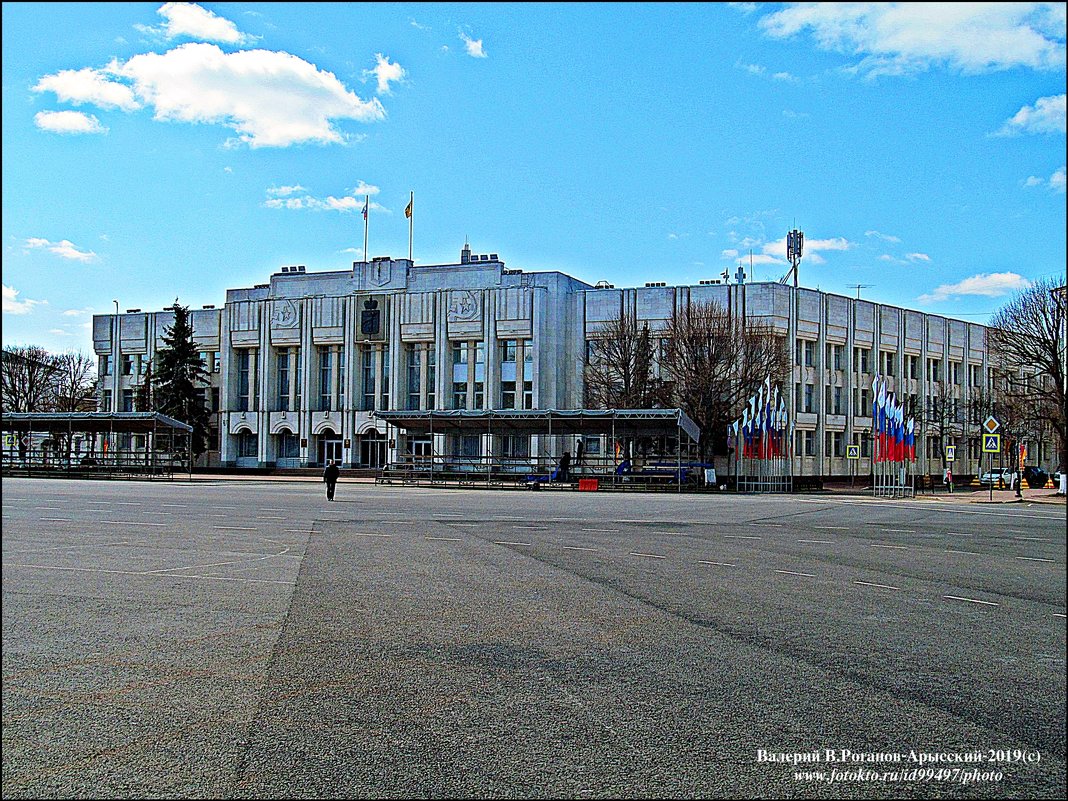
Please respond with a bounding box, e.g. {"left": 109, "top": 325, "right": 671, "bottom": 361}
{"left": 323, "top": 464, "right": 340, "bottom": 483}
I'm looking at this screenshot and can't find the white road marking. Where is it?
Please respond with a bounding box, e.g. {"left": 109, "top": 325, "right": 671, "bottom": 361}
{"left": 33, "top": 507, "right": 64, "bottom": 511}
{"left": 629, "top": 551, "right": 665, "bottom": 559}
{"left": 494, "top": 541, "right": 532, "bottom": 547}
{"left": 816, "top": 526, "right": 849, "bottom": 530}
{"left": 145, "top": 549, "right": 291, "bottom": 574}
{"left": 883, "top": 528, "right": 915, "bottom": 533}
{"left": 447, "top": 523, "right": 482, "bottom": 527}
{"left": 213, "top": 526, "right": 257, "bottom": 531}
{"left": 697, "top": 560, "right": 736, "bottom": 567}
{"left": 725, "top": 535, "right": 761, "bottom": 540}
{"left": 1013, "top": 536, "right": 1050, "bottom": 542}
{"left": 283, "top": 529, "right": 311, "bottom": 533}
{"left": 658, "top": 531, "right": 688, "bottom": 536}
{"left": 562, "top": 545, "right": 599, "bottom": 552}
{"left": 943, "top": 595, "right": 999, "bottom": 607}
{"left": 775, "top": 569, "right": 815, "bottom": 577}
{"left": 513, "top": 525, "right": 547, "bottom": 530}
{"left": 426, "top": 536, "right": 461, "bottom": 541}
{"left": 854, "top": 580, "right": 901, "bottom": 591}
{"left": 798, "top": 539, "right": 834, "bottom": 544}
{"left": 946, "top": 532, "right": 972, "bottom": 537}
{"left": 161, "top": 504, "right": 188, "bottom": 508}
{"left": 946, "top": 549, "right": 981, "bottom": 555}
{"left": 257, "top": 516, "right": 285, "bottom": 520}
{"left": 1015, "top": 556, "right": 1057, "bottom": 563}
{"left": 870, "top": 544, "right": 908, "bottom": 550}
{"left": 39, "top": 517, "right": 73, "bottom": 522}
{"left": 113, "top": 502, "right": 141, "bottom": 506}
{"left": 582, "top": 528, "right": 620, "bottom": 533}
{"left": 350, "top": 532, "right": 392, "bottom": 538}
{"left": 755, "top": 523, "right": 783, "bottom": 527}
{"left": 1054, "top": 613, "right": 1066, "bottom": 618}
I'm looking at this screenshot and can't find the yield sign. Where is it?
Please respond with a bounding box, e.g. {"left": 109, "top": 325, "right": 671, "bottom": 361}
{"left": 983, "top": 415, "right": 1000, "bottom": 434}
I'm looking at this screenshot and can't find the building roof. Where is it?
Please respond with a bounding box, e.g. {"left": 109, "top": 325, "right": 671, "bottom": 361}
{"left": 1, "top": 412, "right": 193, "bottom": 434}
{"left": 373, "top": 408, "right": 700, "bottom": 442}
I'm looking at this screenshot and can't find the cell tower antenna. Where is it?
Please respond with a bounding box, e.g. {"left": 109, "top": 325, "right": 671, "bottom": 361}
{"left": 848, "top": 283, "right": 874, "bottom": 300}
{"left": 780, "top": 227, "right": 804, "bottom": 286}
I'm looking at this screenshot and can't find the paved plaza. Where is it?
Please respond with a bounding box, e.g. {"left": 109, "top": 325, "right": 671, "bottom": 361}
{"left": 2, "top": 477, "right": 1065, "bottom": 798}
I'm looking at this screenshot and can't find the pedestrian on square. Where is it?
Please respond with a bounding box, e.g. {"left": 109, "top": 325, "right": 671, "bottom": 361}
{"left": 558, "top": 451, "right": 572, "bottom": 483}
{"left": 943, "top": 466, "right": 953, "bottom": 493}
{"left": 323, "top": 459, "right": 340, "bottom": 501}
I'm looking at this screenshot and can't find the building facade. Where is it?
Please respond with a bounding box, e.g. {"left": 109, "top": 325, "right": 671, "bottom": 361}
{"left": 94, "top": 244, "right": 1038, "bottom": 477}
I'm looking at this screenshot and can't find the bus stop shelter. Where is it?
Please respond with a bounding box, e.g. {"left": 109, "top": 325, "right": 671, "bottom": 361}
{"left": 1, "top": 411, "right": 194, "bottom": 479}
{"left": 373, "top": 408, "right": 703, "bottom": 491}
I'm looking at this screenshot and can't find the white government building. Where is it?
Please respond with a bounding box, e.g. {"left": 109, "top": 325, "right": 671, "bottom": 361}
{"left": 94, "top": 242, "right": 1024, "bottom": 477}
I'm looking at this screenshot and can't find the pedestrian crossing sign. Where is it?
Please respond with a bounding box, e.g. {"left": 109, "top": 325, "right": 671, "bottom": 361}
{"left": 982, "top": 433, "right": 1000, "bottom": 453}
{"left": 945, "top": 445, "right": 955, "bottom": 462}
{"left": 846, "top": 445, "right": 860, "bottom": 459}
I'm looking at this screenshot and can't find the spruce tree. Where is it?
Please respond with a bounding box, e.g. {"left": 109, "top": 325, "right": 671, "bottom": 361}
{"left": 151, "top": 302, "right": 211, "bottom": 457}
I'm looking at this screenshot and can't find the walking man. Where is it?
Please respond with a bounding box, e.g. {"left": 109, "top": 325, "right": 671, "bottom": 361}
{"left": 558, "top": 451, "right": 572, "bottom": 483}
{"left": 323, "top": 459, "right": 340, "bottom": 501}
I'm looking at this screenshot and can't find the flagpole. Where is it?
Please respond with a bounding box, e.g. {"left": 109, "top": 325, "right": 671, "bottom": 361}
{"left": 408, "top": 191, "right": 413, "bottom": 261}
{"left": 363, "top": 194, "right": 369, "bottom": 262}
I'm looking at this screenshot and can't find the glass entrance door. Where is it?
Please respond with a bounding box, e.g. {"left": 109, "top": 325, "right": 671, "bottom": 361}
{"left": 319, "top": 438, "right": 343, "bottom": 465}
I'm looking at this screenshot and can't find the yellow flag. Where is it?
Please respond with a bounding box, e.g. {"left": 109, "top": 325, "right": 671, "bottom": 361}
{"left": 405, "top": 198, "right": 413, "bottom": 218}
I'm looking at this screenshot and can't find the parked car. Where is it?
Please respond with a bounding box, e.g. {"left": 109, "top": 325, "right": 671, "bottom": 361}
{"left": 1022, "top": 465, "right": 1049, "bottom": 488}
{"left": 979, "top": 468, "right": 1012, "bottom": 486}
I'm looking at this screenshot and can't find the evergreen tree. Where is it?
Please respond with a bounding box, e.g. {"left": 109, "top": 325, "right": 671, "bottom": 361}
{"left": 151, "top": 302, "right": 210, "bottom": 457}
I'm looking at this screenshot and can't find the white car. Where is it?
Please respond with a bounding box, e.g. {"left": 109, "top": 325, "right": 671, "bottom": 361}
{"left": 978, "top": 468, "right": 1012, "bottom": 486}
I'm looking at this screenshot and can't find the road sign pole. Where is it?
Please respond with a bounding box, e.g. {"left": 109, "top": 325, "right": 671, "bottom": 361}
{"left": 988, "top": 452, "right": 992, "bottom": 502}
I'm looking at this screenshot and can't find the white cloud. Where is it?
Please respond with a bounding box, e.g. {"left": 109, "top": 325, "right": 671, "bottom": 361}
{"left": 994, "top": 94, "right": 1066, "bottom": 136}
{"left": 33, "top": 110, "right": 108, "bottom": 135}
{"left": 34, "top": 42, "right": 385, "bottom": 148}
{"left": 737, "top": 61, "right": 766, "bottom": 75}
{"left": 459, "top": 30, "right": 487, "bottom": 58}
{"left": 772, "top": 71, "right": 799, "bottom": 82}
{"left": 24, "top": 237, "right": 98, "bottom": 262}
{"left": 266, "top": 185, "right": 308, "bottom": 197}
{"left": 905, "top": 252, "right": 931, "bottom": 263}
{"left": 865, "top": 230, "right": 901, "bottom": 243}
{"left": 758, "top": 3, "right": 1066, "bottom": 76}
{"left": 62, "top": 307, "right": 95, "bottom": 317}
{"left": 139, "top": 2, "right": 255, "bottom": 45}
{"left": 720, "top": 248, "right": 739, "bottom": 260}
{"left": 918, "top": 272, "right": 1032, "bottom": 302}
{"left": 1023, "top": 166, "right": 1067, "bottom": 192}
{"left": 782, "top": 109, "right": 809, "bottom": 119}
{"left": 763, "top": 235, "right": 850, "bottom": 259}
{"left": 3, "top": 284, "right": 47, "bottom": 315}
{"left": 263, "top": 187, "right": 385, "bottom": 213}
{"left": 363, "top": 53, "right": 406, "bottom": 95}
{"left": 32, "top": 67, "right": 140, "bottom": 110}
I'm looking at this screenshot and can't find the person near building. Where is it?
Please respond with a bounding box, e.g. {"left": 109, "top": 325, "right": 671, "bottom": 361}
{"left": 323, "top": 459, "right": 340, "bottom": 501}
{"left": 943, "top": 466, "right": 953, "bottom": 493}
{"left": 558, "top": 451, "right": 572, "bottom": 483}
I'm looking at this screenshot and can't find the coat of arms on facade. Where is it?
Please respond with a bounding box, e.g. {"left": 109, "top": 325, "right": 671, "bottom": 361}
{"left": 271, "top": 299, "right": 299, "bottom": 328}
{"left": 361, "top": 298, "right": 381, "bottom": 335}
{"left": 369, "top": 260, "right": 391, "bottom": 287}
{"left": 447, "top": 290, "right": 479, "bottom": 322}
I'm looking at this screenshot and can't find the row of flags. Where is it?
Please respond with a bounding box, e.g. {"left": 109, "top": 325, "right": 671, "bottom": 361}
{"left": 871, "top": 374, "right": 915, "bottom": 462}
{"left": 728, "top": 376, "right": 791, "bottom": 460}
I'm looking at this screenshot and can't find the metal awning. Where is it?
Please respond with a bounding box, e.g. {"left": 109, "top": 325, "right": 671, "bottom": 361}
{"left": 1, "top": 412, "right": 193, "bottom": 434}
{"left": 373, "top": 408, "right": 701, "bottom": 443}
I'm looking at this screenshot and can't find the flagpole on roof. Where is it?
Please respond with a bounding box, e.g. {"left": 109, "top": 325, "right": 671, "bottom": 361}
{"left": 406, "top": 191, "right": 414, "bottom": 261}
{"left": 362, "top": 194, "right": 369, "bottom": 263}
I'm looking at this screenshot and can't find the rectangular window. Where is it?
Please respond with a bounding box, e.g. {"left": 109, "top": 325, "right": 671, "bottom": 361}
{"left": 427, "top": 347, "right": 436, "bottom": 410}
{"left": 211, "top": 387, "right": 220, "bottom": 412}
{"left": 881, "top": 350, "right": 896, "bottom": 376}
{"left": 826, "top": 431, "right": 843, "bottom": 457}
{"left": 501, "top": 339, "right": 517, "bottom": 363}
{"left": 524, "top": 341, "right": 534, "bottom": 365}
{"left": 523, "top": 380, "right": 533, "bottom": 410}
{"left": 803, "top": 384, "right": 815, "bottom": 413}
{"left": 362, "top": 347, "right": 375, "bottom": 411}
{"left": 927, "top": 358, "right": 941, "bottom": 383}
{"left": 950, "top": 361, "right": 961, "bottom": 385}
{"left": 381, "top": 346, "right": 390, "bottom": 410}
{"left": 122, "top": 354, "right": 134, "bottom": 375}
{"left": 461, "top": 435, "right": 480, "bottom": 458}
{"left": 854, "top": 347, "right": 870, "bottom": 374}
{"left": 805, "top": 340, "right": 815, "bottom": 367}
{"left": 277, "top": 349, "right": 290, "bottom": 411}
{"left": 407, "top": 345, "right": 421, "bottom": 410}
{"left": 453, "top": 381, "right": 467, "bottom": 410}
{"left": 338, "top": 349, "right": 346, "bottom": 408}
{"left": 236, "top": 350, "right": 250, "bottom": 412}
{"left": 318, "top": 347, "right": 333, "bottom": 411}
{"left": 237, "top": 431, "right": 257, "bottom": 458}
{"left": 473, "top": 381, "right": 484, "bottom": 409}
{"left": 100, "top": 355, "right": 112, "bottom": 376}
{"left": 453, "top": 341, "right": 467, "bottom": 365}
{"left": 101, "top": 389, "right": 112, "bottom": 411}
{"left": 826, "top": 344, "right": 843, "bottom": 371}
{"left": 211, "top": 351, "right": 221, "bottom": 373}
{"left": 796, "top": 430, "right": 815, "bottom": 456}
{"left": 501, "top": 434, "right": 530, "bottom": 459}
{"left": 824, "top": 385, "right": 844, "bottom": 415}
{"left": 501, "top": 380, "right": 516, "bottom": 409}
{"left": 121, "top": 389, "right": 133, "bottom": 412}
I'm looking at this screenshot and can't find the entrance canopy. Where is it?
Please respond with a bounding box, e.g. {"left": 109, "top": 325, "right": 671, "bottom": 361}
{"left": 2, "top": 412, "right": 193, "bottom": 434}
{"left": 373, "top": 408, "right": 701, "bottom": 443}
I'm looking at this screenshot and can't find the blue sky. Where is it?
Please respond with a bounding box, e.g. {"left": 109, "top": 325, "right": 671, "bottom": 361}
{"left": 3, "top": 2, "right": 1065, "bottom": 355}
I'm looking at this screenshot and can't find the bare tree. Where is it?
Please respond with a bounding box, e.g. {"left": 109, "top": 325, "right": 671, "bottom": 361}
{"left": 1, "top": 346, "right": 59, "bottom": 413}
{"left": 53, "top": 352, "right": 98, "bottom": 412}
{"left": 584, "top": 313, "right": 666, "bottom": 409}
{"left": 661, "top": 299, "right": 789, "bottom": 463}
{"left": 987, "top": 277, "right": 1067, "bottom": 472}
{"left": 915, "top": 381, "right": 962, "bottom": 473}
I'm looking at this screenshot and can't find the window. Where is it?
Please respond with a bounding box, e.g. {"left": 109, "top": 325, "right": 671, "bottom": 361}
{"left": 825, "top": 385, "right": 844, "bottom": 415}
{"left": 796, "top": 383, "right": 815, "bottom": 413}
{"left": 276, "top": 349, "right": 290, "bottom": 411}
{"left": 197, "top": 351, "right": 210, "bottom": 374}
{"left": 524, "top": 342, "right": 533, "bottom": 365}
{"left": 100, "top": 355, "right": 112, "bottom": 376}
{"left": 826, "top": 431, "right": 844, "bottom": 457}
{"left": 854, "top": 387, "right": 871, "bottom": 417}
{"left": 826, "top": 344, "right": 843, "bottom": 371}
{"left": 453, "top": 341, "right": 467, "bottom": 365}
{"left": 501, "top": 339, "right": 518, "bottom": 363}
{"left": 427, "top": 348, "right": 436, "bottom": 410}
{"left": 796, "top": 430, "right": 815, "bottom": 456}
{"left": 854, "top": 347, "right": 870, "bottom": 374}
{"left": 880, "top": 350, "right": 896, "bottom": 376}
{"left": 949, "top": 361, "right": 961, "bottom": 385}
{"left": 473, "top": 380, "right": 484, "bottom": 409}
{"left": 501, "top": 434, "right": 530, "bottom": 459}
{"left": 194, "top": 387, "right": 207, "bottom": 410}
{"left": 236, "top": 350, "right": 251, "bottom": 412}
{"left": 122, "top": 354, "right": 134, "bottom": 375}
{"left": 362, "top": 347, "right": 375, "bottom": 411}
{"left": 501, "top": 380, "right": 516, "bottom": 409}
{"left": 101, "top": 389, "right": 112, "bottom": 411}
{"left": 211, "top": 387, "right": 220, "bottom": 412}
{"left": 523, "top": 380, "right": 533, "bottom": 410}
{"left": 237, "top": 431, "right": 257, "bottom": 458}
{"left": 460, "top": 435, "right": 480, "bottom": 458}
{"left": 453, "top": 381, "right": 467, "bottom": 410}
{"left": 278, "top": 432, "right": 300, "bottom": 459}
{"left": 796, "top": 339, "right": 815, "bottom": 367}
{"left": 211, "top": 351, "right": 221, "bottom": 373}
{"left": 407, "top": 345, "right": 421, "bottom": 410}
{"left": 318, "top": 347, "right": 333, "bottom": 411}
{"left": 927, "top": 358, "right": 941, "bottom": 383}
{"left": 381, "top": 346, "right": 390, "bottom": 409}
{"left": 905, "top": 355, "right": 919, "bottom": 379}
{"left": 338, "top": 349, "right": 346, "bottom": 408}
